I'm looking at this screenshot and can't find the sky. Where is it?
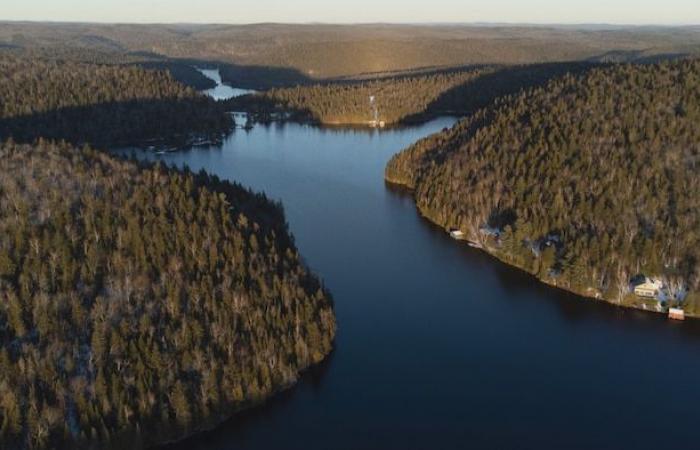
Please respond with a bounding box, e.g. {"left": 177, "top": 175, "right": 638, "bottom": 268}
{"left": 2, "top": 0, "right": 699, "bottom": 25}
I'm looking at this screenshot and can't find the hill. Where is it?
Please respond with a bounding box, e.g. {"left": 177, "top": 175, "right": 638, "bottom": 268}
{"left": 233, "top": 69, "right": 487, "bottom": 125}
{"left": 386, "top": 59, "right": 700, "bottom": 313}
{"left": 1, "top": 23, "right": 699, "bottom": 88}
{"left": 230, "top": 62, "right": 598, "bottom": 126}
{"left": 0, "top": 46, "right": 217, "bottom": 90}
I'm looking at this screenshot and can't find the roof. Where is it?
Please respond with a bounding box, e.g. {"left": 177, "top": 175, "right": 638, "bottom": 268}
{"left": 635, "top": 278, "right": 663, "bottom": 290}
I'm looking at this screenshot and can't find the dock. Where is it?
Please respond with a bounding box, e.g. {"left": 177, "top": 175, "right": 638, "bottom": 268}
{"left": 669, "top": 308, "right": 686, "bottom": 321}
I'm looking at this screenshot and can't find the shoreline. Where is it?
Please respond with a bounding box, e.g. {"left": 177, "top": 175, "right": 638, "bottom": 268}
{"left": 229, "top": 107, "right": 463, "bottom": 130}
{"left": 384, "top": 177, "right": 694, "bottom": 321}
{"left": 153, "top": 348, "right": 335, "bottom": 449}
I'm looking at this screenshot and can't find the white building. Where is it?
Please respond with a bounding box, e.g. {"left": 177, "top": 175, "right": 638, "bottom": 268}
{"left": 634, "top": 278, "right": 663, "bottom": 298}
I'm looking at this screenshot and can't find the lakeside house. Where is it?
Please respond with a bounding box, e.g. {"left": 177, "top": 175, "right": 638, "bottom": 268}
{"left": 634, "top": 278, "right": 663, "bottom": 298}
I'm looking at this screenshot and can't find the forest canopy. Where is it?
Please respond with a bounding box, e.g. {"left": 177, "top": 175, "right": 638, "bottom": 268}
{"left": 248, "top": 70, "right": 487, "bottom": 125}
{"left": 386, "top": 59, "right": 700, "bottom": 311}
{"left": 0, "top": 140, "right": 336, "bottom": 449}
{"left": 0, "top": 55, "right": 232, "bottom": 148}
{"left": 230, "top": 63, "right": 599, "bottom": 126}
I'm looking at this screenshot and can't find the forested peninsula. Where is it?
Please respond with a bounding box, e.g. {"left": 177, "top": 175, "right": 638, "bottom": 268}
{"left": 233, "top": 70, "right": 485, "bottom": 125}
{"left": 0, "top": 141, "right": 336, "bottom": 449}
{"left": 386, "top": 59, "right": 700, "bottom": 314}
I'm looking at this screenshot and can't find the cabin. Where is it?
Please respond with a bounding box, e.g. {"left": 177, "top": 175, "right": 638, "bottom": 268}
{"left": 669, "top": 308, "right": 685, "bottom": 321}
{"left": 634, "top": 278, "right": 663, "bottom": 298}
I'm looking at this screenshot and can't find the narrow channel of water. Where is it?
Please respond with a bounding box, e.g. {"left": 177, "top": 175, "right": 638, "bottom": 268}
{"left": 196, "top": 68, "right": 256, "bottom": 100}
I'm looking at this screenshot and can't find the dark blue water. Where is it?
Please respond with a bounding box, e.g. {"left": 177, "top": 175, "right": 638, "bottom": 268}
{"left": 115, "top": 119, "right": 700, "bottom": 450}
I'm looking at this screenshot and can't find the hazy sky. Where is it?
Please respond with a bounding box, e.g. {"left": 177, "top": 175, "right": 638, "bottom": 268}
{"left": 2, "top": 0, "right": 699, "bottom": 25}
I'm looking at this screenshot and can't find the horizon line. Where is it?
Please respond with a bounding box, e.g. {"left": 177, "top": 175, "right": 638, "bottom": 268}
{"left": 1, "top": 19, "right": 699, "bottom": 28}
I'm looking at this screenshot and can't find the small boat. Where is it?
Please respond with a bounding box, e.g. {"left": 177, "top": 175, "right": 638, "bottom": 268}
{"left": 449, "top": 229, "right": 466, "bottom": 240}
{"left": 669, "top": 308, "right": 685, "bottom": 321}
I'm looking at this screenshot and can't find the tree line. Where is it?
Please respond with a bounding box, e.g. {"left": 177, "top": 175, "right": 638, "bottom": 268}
{"left": 387, "top": 59, "right": 700, "bottom": 311}
{"left": 1, "top": 46, "right": 218, "bottom": 90}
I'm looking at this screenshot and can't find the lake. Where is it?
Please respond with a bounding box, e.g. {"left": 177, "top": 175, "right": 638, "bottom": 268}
{"left": 117, "top": 75, "right": 700, "bottom": 450}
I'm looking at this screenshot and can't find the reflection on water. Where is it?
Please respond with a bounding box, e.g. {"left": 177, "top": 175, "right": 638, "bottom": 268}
{"left": 112, "top": 118, "right": 700, "bottom": 450}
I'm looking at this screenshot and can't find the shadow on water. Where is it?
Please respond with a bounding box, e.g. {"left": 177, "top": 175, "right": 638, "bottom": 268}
{"left": 162, "top": 349, "right": 337, "bottom": 450}
{"left": 384, "top": 181, "right": 700, "bottom": 341}
{"left": 383, "top": 180, "right": 414, "bottom": 197}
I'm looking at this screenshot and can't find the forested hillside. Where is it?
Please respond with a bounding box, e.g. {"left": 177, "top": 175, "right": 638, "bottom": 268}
{"left": 234, "top": 63, "right": 599, "bottom": 126}
{"left": 0, "top": 140, "right": 336, "bottom": 449}
{"left": 241, "top": 70, "right": 486, "bottom": 125}
{"left": 0, "top": 46, "right": 217, "bottom": 90}
{"left": 2, "top": 22, "right": 699, "bottom": 85}
{"left": 0, "top": 55, "right": 231, "bottom": 147}
{"left": 386, "top": 59, "right": 700, "bottom": 312}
